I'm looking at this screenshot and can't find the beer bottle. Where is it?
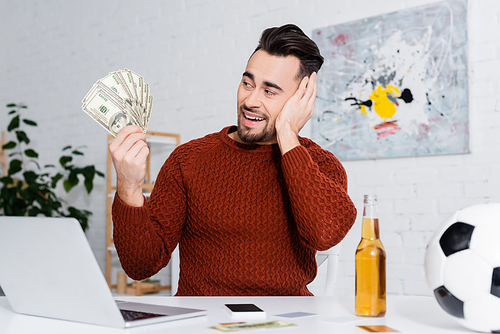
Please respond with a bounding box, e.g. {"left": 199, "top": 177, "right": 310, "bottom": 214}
{"left": 355, "top": 194, "right": 386, "bottom": 317}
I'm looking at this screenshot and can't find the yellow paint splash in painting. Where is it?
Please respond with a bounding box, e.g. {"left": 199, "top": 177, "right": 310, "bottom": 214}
{"left": 360, "top": 105, "right": 367, "bottom": 116}
{"left": 368, "top": 85, "right": 400, "bottom": 119}
{"left": 359, "top": 92, "right": 368, "bottom": 116}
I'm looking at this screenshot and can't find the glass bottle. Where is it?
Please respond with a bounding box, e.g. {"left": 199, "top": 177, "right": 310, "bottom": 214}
{"left": 355, "top": 194, "right": 386, "bottom": 317}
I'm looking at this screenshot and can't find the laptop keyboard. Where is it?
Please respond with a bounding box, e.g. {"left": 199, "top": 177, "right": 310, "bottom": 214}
{"left": 120, "top": 309, "right": 166, "bottom": 322}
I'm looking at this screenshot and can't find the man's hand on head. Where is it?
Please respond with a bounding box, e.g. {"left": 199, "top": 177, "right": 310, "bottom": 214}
{"left": 275, "top": 72, "right": 317, "bottom": 155}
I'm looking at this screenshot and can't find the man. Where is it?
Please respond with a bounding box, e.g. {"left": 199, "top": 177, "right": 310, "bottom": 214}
{"left": 109, "top": 24, "right": 357, "bottom": 296}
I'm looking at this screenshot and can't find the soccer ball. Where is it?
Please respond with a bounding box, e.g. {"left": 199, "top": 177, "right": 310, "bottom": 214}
{"left": 424, "top": 203, "right": 500, "bottom": 333}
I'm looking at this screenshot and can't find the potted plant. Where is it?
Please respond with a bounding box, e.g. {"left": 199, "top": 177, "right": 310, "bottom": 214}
{"left": 0, "top": 103, "right": 104, "bottom": 231}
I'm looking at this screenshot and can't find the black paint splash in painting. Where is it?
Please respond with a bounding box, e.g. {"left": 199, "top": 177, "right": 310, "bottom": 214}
{"left": 398, "top": 88, "right": 413, "bottom": 103}
{"left": 345, "top": 97, "right": 372, "bottom": 109}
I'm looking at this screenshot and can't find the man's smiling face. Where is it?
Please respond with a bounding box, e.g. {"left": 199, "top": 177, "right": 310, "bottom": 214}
{"left": 234, "top": 50, "right": 301, "bottom": 145}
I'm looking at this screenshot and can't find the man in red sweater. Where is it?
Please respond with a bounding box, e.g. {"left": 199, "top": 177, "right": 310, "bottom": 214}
{"left": 109, "top": 24, "right": 357, "bottom": 296}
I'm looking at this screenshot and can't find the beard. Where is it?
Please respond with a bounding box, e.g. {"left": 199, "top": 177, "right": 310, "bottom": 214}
{"left": 236, "top": 105, "right": 276, "bottom": 144}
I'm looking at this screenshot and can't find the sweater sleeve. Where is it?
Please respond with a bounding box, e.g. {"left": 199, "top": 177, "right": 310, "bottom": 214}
{"left": 281, "top": 144, "right": 357, "bottom": 251}
{"left": 111, "top": 149, "right": 187, "bottom": 281}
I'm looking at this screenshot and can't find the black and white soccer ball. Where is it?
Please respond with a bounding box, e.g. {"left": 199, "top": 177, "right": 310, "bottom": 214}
{"left": 425, "top": 203, "right": 500, "bottom": 333}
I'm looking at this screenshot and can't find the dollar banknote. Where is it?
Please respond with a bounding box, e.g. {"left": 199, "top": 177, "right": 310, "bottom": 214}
{"left": 210, "top": 320, "right": 296, "bottom": 332}
{"left": 82, "top": 69, "right": 153, "bottom": 136}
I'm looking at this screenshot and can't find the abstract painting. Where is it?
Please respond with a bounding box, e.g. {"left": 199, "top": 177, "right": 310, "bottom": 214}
{"left": 312, "top": 0, "right": 469, "bottom": 160}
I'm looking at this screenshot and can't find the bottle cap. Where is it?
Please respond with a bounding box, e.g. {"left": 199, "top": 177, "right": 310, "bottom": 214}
{"left": 363, "top": 194, "right": 378, "bottom": 205}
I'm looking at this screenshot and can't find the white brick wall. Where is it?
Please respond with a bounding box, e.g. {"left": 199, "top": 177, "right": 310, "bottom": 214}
{"left": 1, "top": 0, "right": 499, "bottom": 298}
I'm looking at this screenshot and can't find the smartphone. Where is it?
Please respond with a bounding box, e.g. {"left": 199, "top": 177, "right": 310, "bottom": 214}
{"left": 224, "top": 304, "right": 266, "bottom": 319}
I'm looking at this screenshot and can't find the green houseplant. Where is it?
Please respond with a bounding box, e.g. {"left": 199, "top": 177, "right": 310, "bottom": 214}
{"left": 0, "top": 103, "right": 104, "bottom": 231}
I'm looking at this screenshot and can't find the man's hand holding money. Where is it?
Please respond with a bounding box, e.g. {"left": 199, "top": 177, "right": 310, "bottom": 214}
{"left": 108, "top": 125, "right": 149, "bottom": 207}
{"left": 83, "top": 69, "right": 154, "bottom": 206}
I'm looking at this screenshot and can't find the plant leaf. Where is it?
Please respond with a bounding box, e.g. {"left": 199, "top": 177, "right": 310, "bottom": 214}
{"left": 84, "top": 179, "right": 93, "bottom": 193}
{"left": 16, "top": 130, "right": 30, "bottom": 144}
{"left": 23, "top": 119, "right": 37, "bottom": 126}
{"left": 59, "top": 155, "right": 72, "bottom": 167}
{"left": 51, "top": 173, "right": 64, "bottom": 188}
{"left": 63, "top": 169, "right": 80, "bottom": 192}
{"left": 82, "top": 166, "right": 96, "bottom": 193}
{"left": 8, "top": 110, "right": 16, "bottom": 115}
{"left": 82, "top": 165, "right": 95, "bottom": 176}
{"left": 8, "top": 159, "right": 22, "bottom": 175}
{"left": 66, "top": 206, "right": 92, "bottom": 231}
{"left": 2, "top": 141, "right": 16, "bottom": 150}
{"left": 28, "top": 207, "right": 41, "bottom": 216}
{"left": 6, "top": 103, "right": 16, "bottom": 107}
{"left": 44, "top": 164, "right": 55, "bottom": 168}
{"left": 23, "top": 171, "right": 38, "bottom": 184}
{"left": 62, "top": 146, "right": 72, "bottom": 151}
{"left": 0, "top": 176, "right": 13, "bottom": 184}
{"left": 72, "top": 150, "right": 84, "bottom": 156}
{"left": 8, "top": 115, "right": 20, "bottom": 132}
{"left": 24, "top": 149, "right": 39, "bottom": 158}
{"left": 68, "top": 169, "right": 79, "bottom": 183}
{"left": 63, "top": 177, "right": 79, "bottom": 192}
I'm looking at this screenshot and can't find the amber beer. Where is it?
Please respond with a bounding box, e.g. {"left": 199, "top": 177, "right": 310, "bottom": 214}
{"left": 355, "top": 194, "right": 386, "bottom": 317}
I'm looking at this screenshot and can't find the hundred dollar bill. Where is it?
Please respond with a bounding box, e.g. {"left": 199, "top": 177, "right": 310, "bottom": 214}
{"left": 82, "top": 69, "right": 153, "bottom": 136}
{"left": 210, "top": 320, "right": 296, "bottom": 332}
{"left": 84, "top": 82, "right": 136, "bottom": 121}
{"left": 119, "top": 69, "right": 138, "bottom": 101}
{"left": 82, "top": 87, "right": 138, "bottom": 136}
{"left": 112, "top": 70, "right": 143, "bottom": 125}
{"left": 117, "top": 69, "right": 150, "bottom": 131}
{"left": 142, "top": 82, "right": 153, "bottom": 130}
{"left": 126, "top": 68, "right": 144, "bottom": 106}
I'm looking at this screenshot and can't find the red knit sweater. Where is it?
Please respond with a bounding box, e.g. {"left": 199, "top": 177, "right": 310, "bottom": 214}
{"left": 112, "top": 126, "right": 356, "bottom": 296}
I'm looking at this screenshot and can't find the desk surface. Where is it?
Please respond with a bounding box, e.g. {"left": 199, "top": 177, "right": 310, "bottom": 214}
{"left": 0, "top": 295, "right": 469, "bottom": 334}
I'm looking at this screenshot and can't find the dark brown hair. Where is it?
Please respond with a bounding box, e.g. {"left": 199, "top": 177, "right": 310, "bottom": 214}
{"left": 253, "top": 24, "right": 324, "bottom": 80}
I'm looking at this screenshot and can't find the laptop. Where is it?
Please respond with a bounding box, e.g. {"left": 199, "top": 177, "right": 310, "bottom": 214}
{"left": 0, "top": 216, "right": 206, "bottom": 328}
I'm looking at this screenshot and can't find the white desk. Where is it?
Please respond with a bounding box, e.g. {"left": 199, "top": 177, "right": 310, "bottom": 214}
{"left": 0, "top": 295, "right": 469, "bottom": 334}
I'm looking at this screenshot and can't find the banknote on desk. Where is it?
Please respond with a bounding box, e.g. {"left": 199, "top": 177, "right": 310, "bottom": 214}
{"left": 82, "top": 69, "right": 153, "bottom": 136}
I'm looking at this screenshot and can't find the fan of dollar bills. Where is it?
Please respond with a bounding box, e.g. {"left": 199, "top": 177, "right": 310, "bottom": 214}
{"left": 82, "top": 69, "right": 153, "bottom": 136}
